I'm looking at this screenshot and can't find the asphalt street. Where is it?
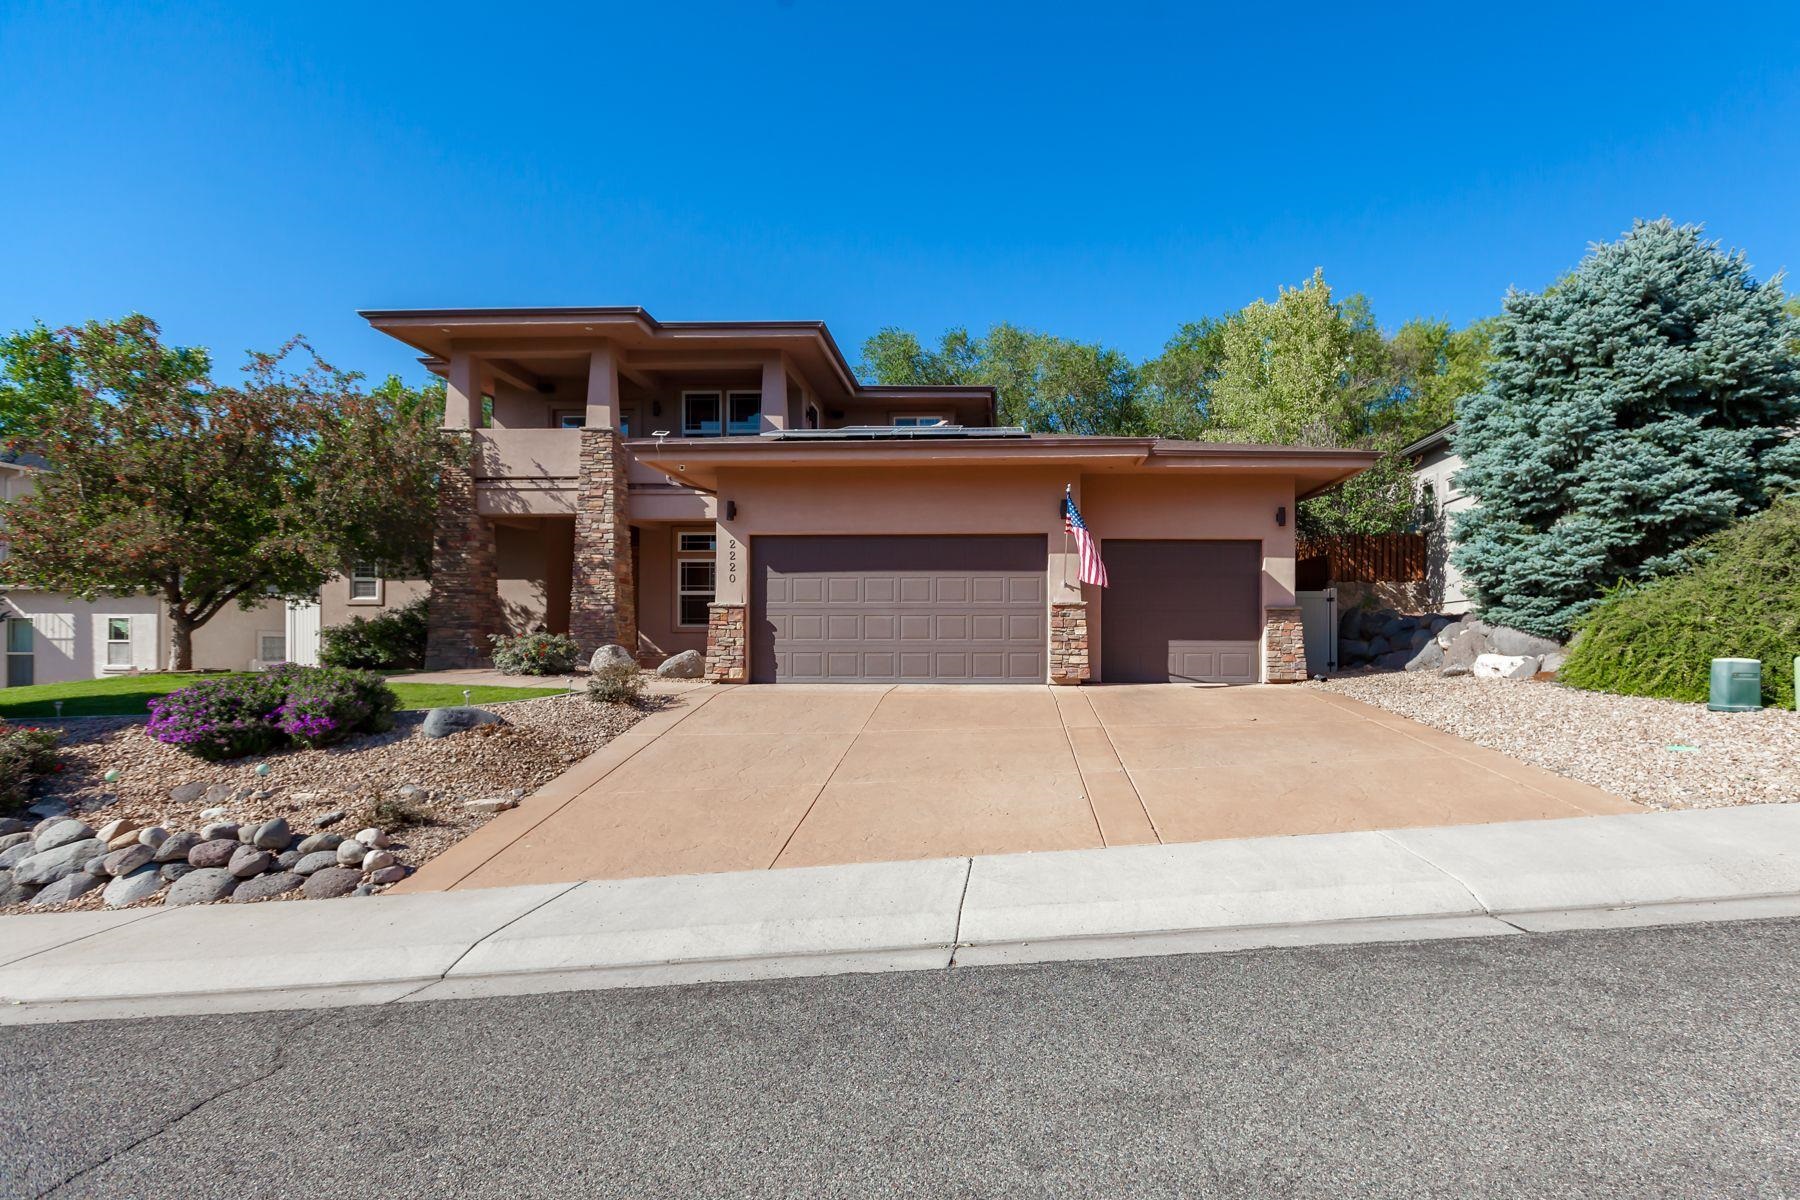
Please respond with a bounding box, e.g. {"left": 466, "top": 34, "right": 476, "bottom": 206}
{"left": 5, "top": 918, "right": 1799, "bottom": 1199}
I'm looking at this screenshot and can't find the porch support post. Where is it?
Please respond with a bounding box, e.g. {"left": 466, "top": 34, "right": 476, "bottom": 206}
{"left": 759, "top": 353, "right": 788, "bottom": 433}
{"left": 445, "top": 351, "right": 483, "bottom": 429}
{"left": 586, "top": 344, "right": 621, "bottom": 430}
{"left": 570, "top": 428, "right": 636, "bottom": 658}
{"left": 1049, "top": 601, "right": 1089, "bottom": 685}
{"left": 423, "top": 432, "right": 501, "bottom": 668}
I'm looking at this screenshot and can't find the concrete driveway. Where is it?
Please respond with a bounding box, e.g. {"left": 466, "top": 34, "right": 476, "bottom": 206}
{"left": 396, "top": 684, "right": 1636, "bottom": 893}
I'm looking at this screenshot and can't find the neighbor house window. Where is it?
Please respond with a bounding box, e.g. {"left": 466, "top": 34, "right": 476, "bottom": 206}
{"left": 258, "top": 632, "right": 286, "bottom": 664}
{"left": 726, "top": 391, "right": 762, "bottom": 435}
{"left": 892, "top": 414, "right": 948, "bottom": 427}
{"left": 675, "top": 530, "right": 716, "bottom": 628}
{"left": 104, "top": 617, "right": 131, "bottom": 668}
{"left": 682, "top": 392, "right": 721, "bottom": 436}
{"left": 5, "top": 617, "right": 33, "bottom": 687}
{"left": 349, "top": 564, "right": 380, "bottom": 602}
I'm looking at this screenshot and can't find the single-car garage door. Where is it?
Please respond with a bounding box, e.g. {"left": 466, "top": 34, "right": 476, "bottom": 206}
{"left": 1101, "top": 539, "right": 1262, "bottom": 683}
{"left": 753, "top": 535, "right": 1047, "bottom": 683}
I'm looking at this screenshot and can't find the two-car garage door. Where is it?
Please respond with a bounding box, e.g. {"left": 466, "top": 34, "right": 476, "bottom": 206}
{"left": 750, "top": 534, "right": 1262, "bottom": 685}
{"left": 752, "top": 535, "right": 1047, "bottom": 683}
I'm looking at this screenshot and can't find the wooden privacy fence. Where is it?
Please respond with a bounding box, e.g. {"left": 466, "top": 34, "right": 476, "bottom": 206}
{"left": 1295, "top": 533, "right": 1426, "bottom": 590}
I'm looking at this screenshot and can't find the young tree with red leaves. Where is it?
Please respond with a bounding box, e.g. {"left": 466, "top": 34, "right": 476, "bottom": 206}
{"left": 0, "top": 314, "right": 444, "bottom": 669}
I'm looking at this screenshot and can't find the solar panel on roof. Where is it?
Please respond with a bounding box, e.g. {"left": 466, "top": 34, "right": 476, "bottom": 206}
{"left": 766, "top": 425, "right": 1029, "bottom": 441}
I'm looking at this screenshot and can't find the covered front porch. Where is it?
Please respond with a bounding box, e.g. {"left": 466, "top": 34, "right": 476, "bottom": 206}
{"left": 452, "top": 514, "right": 715, "bottom": 665}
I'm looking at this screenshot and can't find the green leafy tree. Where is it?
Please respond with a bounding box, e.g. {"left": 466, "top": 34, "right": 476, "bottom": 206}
{"left": 1452, "top": 219, "right": 1800, "bottom": 637}
{"left": 1136, "top": 317, "right": 1230, "bottom": 439}
{"left": 1383, "top": 316, "right": 1496, "bottom": 440}
{"left": 0, "top": 315, "right": 447, "bottom": 669}
{"left": 860, "top": 323, "right": 1141, "bottom": 434}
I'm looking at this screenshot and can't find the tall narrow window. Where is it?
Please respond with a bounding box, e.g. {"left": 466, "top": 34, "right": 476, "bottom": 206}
{"left": 726, "top": 391, "right": 762, "bottom": 435}
{"left": 104, "top": 616, "right": 131, "bottom": 668}
{"left": 349, "top": 563, "right": 381, "bottom": 602}
{"left": 682, "top": 392, "right": 721, "bottom": 436}
{"left": 5, "top": 617, "right": 33, "bottom": 687}
{"left": 675, "top": 530, "right": 717, "bottom": 628}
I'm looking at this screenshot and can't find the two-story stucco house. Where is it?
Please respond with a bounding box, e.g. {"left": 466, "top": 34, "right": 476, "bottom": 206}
{"left": 0, "top": 455, "right": 293, "bottom": 684}
{"left": 361, "top": 307, "right": 1378, "bottom": 685}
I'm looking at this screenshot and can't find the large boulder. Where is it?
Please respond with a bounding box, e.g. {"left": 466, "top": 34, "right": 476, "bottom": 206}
{"left": 34, "top": 819, "right": 94, "bottom": 853}
{"left": 231, "top": 871, "right": 304, "bottom": 902}
{"left": 1441, "top": 627, "right": 1489, "bottom": 672}
{"left": 103, "top": 866, "right": 166, "bottom": 907}
{"left": 1339, "top": 638, "right": 1371, "bottom": 664}
{"left": 1488, "top": 625, "right": 1563, "bottom": 658}
{"left": 0, "top": 868, "right": 33, "bottom": 907}
{"left": 1473, "top": 653, "right": 1540, "bottom": 680}
{"left": 656, "top": 650, "right": 704, "bottom": 679}
{"left": 588, "top": 644, "right": 637, "bottom": 672}
{"left": 165, "top": 867, "right": 239, "bottom": 906}
{"left": 154, "top": 831, "right": 200, "bottom": 863}
{"left": 421, "top": 706, "right": 504, "bottom": 739}
{"left": 187, "top": 838, "right": 239, "bottom": 869}
{"left": 14, "top": 838, "right": 107, "bottom": 887}
{"left": 302, "top": 867, "right": 362, "bottom": 899}
{"left": 30, "top": 872, "right": 100, "bottom": 907}
{"left": 1404, "top": 641, "right": 1445, "bottom": 672}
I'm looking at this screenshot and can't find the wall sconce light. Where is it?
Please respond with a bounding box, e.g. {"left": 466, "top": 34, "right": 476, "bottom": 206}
{"left": 1275, "top": 505, "right": 1287, "bottom": 527}
{"left": 726, "top": 500, "right": 738, "bottom": 521}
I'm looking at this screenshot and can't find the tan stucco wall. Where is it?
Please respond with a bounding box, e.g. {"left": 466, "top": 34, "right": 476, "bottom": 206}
{"left": 494, "top": 519, "right": 574, "bottom": 635}
{"left": 317, "top": 575, "right": 430, "bottom": 630}
{"left": 706, "top": 465, "right": 1300, "bottom": 683}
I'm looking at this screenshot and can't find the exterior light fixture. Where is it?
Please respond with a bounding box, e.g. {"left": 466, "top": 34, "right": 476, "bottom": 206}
{"left": 726, "top": 500, "right": 738, "bottom": 520}
{"left": 1276, "top": 506, "right": 1287, "bottom": 527}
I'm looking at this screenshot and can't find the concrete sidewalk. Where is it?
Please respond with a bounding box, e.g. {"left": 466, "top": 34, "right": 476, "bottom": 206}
{"left": 2, "top": 805, "right": 1797, "bottom": 1025}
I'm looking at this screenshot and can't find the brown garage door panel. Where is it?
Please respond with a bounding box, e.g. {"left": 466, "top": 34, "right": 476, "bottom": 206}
{"left": 1103, "top": 539, "right": 1262, "bottom": 684}
{"left": 754, "top": 535, "right": 1048, "bottom": 684}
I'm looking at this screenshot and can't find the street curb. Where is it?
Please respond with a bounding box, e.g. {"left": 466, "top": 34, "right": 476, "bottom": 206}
{"left": 1, "top": 807, "right": 1797, "bottom": 1025}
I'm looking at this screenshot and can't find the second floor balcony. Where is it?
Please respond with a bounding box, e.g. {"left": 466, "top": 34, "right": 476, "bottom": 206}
{"left": 470, "top": 429, "right": 715, "bottom": 521}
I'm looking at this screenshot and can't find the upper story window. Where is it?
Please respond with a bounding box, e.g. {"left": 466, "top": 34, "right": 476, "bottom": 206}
{"left": 683, "top": 391, "right": 761, "bottom": 437}
{"left": 557, "top": 412, "right": 584, "bottom": 429}
{"left": 893, "top": 414, "right": 949, "bottom": 428}
{"left": 349, "top": 563, "right": 381, "bottom": 603}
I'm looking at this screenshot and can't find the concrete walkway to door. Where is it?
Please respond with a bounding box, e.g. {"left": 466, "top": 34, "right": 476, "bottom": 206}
{"left": 393, "top": 684, "right": 1639, "bottom": 894}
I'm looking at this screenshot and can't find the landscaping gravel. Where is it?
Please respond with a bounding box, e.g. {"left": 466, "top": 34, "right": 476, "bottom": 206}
{"left": 1310, "top": 671, "right": 1800, "bottom": 809}
{"left": 3, "top": 693, "right": 654, "bottom": 916}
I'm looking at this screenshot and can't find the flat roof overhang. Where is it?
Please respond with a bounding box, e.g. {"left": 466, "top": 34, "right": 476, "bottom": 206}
{"left": 629, "top": 436, "right": 1381, "bottom": 499}
{"left": 358, "top": 306, "right": 996, "bottom": 416}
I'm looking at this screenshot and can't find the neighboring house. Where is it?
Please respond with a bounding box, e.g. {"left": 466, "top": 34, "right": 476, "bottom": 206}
{"left": 363, "top": 307, "right": 1377, "bottom": 685}
{"left": 1403, "top": 423, "right": 1475, "bottom": 613}
{"left": 0, "top": 456, "right": 292, "bottom": 684}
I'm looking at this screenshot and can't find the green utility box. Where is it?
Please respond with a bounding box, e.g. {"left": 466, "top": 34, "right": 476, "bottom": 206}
{"left": 1708, "top": 658, "right": 1762, "bottom": 712}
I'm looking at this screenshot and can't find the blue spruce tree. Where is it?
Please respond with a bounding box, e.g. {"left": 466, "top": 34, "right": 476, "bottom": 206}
{"left": 1451, "top": 219, "right": 1800, "bottom": 637}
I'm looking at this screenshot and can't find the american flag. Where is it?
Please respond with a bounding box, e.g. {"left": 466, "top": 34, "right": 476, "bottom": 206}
{"left": 1062, "top": 488, "right": 1108, "bottom": 587}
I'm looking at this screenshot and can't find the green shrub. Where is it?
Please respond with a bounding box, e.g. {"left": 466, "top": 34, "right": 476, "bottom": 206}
{"left": 586, "top": 661, "right": 645, "bottom": 705}
{"left": 1559, "top": 498, "right": 1800, "bottom": 709}
{"left": 490, "top": 631, "right": 582, "bottom": 675}
{"left": 0, "top": 723, "right": 60, "bottom": 812}
{"left": 320, "top": 597, "right": 429, "bottom": 670}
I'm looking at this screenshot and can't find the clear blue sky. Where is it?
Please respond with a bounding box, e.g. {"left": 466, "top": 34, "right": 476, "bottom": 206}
{"left": 4, "top": 1, "right": 1798, "bottom": 386}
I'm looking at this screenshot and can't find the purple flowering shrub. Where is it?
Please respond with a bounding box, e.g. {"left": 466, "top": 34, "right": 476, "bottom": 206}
{"left": 147, "top": 667, "right": 396, "bottom": 759}
{"left": 268, "top": 664, "right": 397, "bottom": 748}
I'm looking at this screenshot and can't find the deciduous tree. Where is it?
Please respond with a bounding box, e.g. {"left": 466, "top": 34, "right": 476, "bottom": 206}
{"left": 0, "top": 315, "right": 447, "bottom": 669}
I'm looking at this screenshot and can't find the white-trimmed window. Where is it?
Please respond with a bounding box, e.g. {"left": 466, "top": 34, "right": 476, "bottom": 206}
{"left": 348, "top": 563, "right": 381, "bottom": 603}
{"left": 892, "top": 414, "right": 949, "bottom": 427}
{"left": 726, "top": 391, "right": 761, "bottom": 435}
{"left": 104, "top": 617, "right": 131, "bottom": 668}
{"left": 258, "top": 631, "right": 286, "bottom": 664}
{"left": 675, "top": 530, "right": 716, "bottom": 628}
{"left": 682, "top": 391, "right": 721, "bottom": 436}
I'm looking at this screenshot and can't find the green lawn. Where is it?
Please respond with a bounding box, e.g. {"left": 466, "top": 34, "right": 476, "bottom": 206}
{"left": 0, "top": 673, "right": 567, "bottom": 719}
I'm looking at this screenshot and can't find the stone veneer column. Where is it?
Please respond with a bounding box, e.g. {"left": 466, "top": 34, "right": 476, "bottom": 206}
{"left": 570, "top": 428, "right": 636, "bottom": 657}
{"left": 423, "top": 434, "right": 501, "bottom": 669}
{"left": 1049, "top": 601, "right": 1089, "bottom": 685}
{"left": 1263, "top": 606, "right": 1307, "bottom": 683}
{"left": 704, "top": 603, "right": 747, "bottom": 682}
